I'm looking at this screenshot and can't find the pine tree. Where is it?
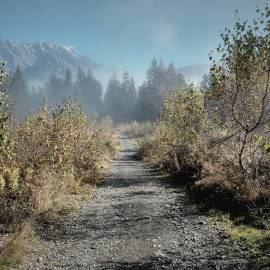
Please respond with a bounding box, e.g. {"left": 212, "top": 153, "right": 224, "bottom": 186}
{"left": 62, "top": 68, "right": 73, "bottom": 97}
{"left": 103, "top": 74, "right": 125, "bottom": 122}
{"left": 128, "top": 78, "right": 137, "bottom": 101}
{"left": 136, "top": 58, "right": 186, "bottom": 121}
{"left": 8, "top": 66, "right": 28, "bottom": 100}
{"left": 8, "top": 66, "right": 30, "bottom": 119}
{"left": 46, "top": 74, "right": 63, "bottom": 106}
{"left": 127, "top": 77, "right": 137, "bottom": 119}
{"left": 75, "top": 68, "right": 103, "bottom": 115}
{"left": 163, "top": 62, "right": 186, "bottom": 97}
{"left": 137, "top": 58, "right": 163, "bottom": 121}
{"left": 121, "top": 71, "right": 131, "bottom": 120}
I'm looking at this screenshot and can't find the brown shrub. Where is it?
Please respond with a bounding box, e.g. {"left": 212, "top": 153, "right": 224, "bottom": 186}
{"left": 0, "top": 99, "right": 115, "bottom": 225}
{"left": 139, "top": 86, "right": 209, "bottom": 174}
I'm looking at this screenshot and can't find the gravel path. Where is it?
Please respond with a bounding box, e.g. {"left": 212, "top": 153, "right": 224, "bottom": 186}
{"left": 22, "top": 137, "right": 256, "bottom": 270}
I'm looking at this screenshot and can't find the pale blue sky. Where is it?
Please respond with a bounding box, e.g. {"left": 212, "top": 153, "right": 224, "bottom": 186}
{"left": 0, "top": 0, "right": 263, "bottom": 84}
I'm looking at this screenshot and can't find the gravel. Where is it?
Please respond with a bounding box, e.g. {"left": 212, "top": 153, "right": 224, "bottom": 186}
{"left": 18, "top": 137, "right": 258, "bottom": 270}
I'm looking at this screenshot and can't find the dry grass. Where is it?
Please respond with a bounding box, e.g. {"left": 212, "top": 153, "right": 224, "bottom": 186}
{"left": 210, "top": 211, "right": 270, "bottom": 267}
{"left": 0, "top": 222, "right": 34, "bottom": 269}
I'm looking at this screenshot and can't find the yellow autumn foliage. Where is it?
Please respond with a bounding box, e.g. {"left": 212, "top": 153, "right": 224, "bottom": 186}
{"left": 0, "top": 99, "right": 115, "bottom": 225}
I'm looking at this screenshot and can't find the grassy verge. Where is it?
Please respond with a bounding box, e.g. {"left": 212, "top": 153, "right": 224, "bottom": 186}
{"left": 0, "top": 222, "right": 34, "bottom": 269}
{"left": 208, "top": 210, "right": 270, "bottom": 268}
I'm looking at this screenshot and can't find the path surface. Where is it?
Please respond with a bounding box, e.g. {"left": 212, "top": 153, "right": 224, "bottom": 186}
{"left": 23, "top": 137, "right": 256, "bottom": 270}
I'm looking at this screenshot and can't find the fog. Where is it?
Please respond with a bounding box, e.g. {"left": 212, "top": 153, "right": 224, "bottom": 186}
{"left": 0, "top": 0, "right": 259, "bottom": 121}
{"left": 1, "top": 1, "right": 270, "bottom": 268}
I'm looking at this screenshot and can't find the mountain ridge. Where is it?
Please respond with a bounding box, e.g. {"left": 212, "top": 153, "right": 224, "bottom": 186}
{"left": 0, "top": 39, "right": 100, "bottom": 84}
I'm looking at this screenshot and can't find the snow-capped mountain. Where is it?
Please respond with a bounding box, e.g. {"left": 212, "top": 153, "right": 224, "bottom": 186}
{"left": 0, "top": 39, "right": 100, "bottom": 84}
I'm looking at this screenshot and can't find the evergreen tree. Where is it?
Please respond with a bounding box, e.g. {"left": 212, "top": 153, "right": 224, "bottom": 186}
{"left": 74, "top": 67, "right": 86, "bottom": 100}
{"left": 126, "top": 77, "right": 137, "bottom": 119}
{"left": 136, "top": 81, "right": 151, "bottom": 121}
{"left": 103, "top": 71, "right": 137, "bottom": 122}
{"left": 62, "top": 68, "right": 73, "bottom": 97}
{"left": 75, "top": 68, "right": 103, "bottom": 115}
{"left": 7, "top": 66, "right": 30, "bottom": 119}
{"left": 136, "top": 58, "right": 186, "bottom": 121}
{"left": 46, "top": 74, "right": 63, "bottom": 106}
{"left": 137, "top": 58, "right": 163, "bottom": 121}
{"left": 200, "top": 73, "right": 213, "bottom": 91}
{"left": 121, "top": 71, "right": 137, "bottom": 121}
{"left": 8, "top": 66, "right": 28, "bottom": 101}
{"left": 30, "top": 86, "right": 44, "bottom": 112}
{"left": 103, "top": 74, "right": 125, "bottom": 122}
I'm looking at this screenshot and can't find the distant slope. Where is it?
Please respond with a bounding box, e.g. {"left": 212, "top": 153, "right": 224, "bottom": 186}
{"left": 0, "top": 39, "right": 100, "bottom": 84}
{"left": 179, "top": 64, "right": 209, "bottom": 85}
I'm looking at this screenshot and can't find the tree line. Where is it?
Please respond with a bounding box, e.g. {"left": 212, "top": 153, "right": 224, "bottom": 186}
{"left": 5, "top": 58, "right": 186, "bottom": 122}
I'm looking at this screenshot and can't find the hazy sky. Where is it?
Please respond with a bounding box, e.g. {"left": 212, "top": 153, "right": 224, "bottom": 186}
{"left": 0, "top": 0, "right": 263, "bottom": 84}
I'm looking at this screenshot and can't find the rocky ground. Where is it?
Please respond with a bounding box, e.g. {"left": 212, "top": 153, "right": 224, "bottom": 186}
{"left": 18, "top": 137, "right": 258, "bottom": 269}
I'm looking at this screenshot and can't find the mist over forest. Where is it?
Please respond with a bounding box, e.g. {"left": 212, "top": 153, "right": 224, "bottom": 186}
{"left": 1, "top": 1, "right": 270, "bottom": 269}
{"left": 2, "top": 52, "right": 187, "bottom": 122}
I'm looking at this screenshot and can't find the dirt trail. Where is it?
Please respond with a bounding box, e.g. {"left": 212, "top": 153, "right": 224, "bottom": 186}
{"left": 22, "top": 137, "right": 256, "bottom": 270}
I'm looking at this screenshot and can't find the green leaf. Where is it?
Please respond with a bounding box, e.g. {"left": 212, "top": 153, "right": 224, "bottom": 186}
{"left": 264, "top": 144, "right": 270, "bottom": 153}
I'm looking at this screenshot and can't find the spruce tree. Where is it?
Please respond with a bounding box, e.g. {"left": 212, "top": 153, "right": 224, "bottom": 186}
{"left": 62, "top": 68, "right": 73, "bottom": 97}
{"left": 46, "top": 74, "right": 63, "bottom": 106}
{"left": 8, "top": 66, "right": 30, "bottom": 119}
{"left": 75, "top": 68, "right": 103, "bottom": 115}
{"left": 103, "top": 74, "right": 125, "bottom": 122}
{"left": 136, "top": 58, "right": 186, "bottom": 121}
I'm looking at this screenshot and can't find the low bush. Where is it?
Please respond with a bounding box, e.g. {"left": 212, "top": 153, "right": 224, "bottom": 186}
{"left": 0, "top": 99, "right": 116, "bottom": 226}
{"left": 139, "top": 86, "right": 210, "bottom": 174}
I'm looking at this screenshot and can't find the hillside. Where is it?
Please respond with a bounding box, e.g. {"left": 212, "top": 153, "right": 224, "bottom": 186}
{"left": 0, "top": 39, "right": 100, "bottom": 84}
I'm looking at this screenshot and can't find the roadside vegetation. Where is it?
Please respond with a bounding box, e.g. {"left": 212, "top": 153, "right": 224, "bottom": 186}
{"left": 139, "top": 5, "right": 270, "bottom": 265}
{"left": 2, "top": 3, "right": 270, "bottom": 269}
{"left": 0, "top": 63, "right": 117, "bottom": 268}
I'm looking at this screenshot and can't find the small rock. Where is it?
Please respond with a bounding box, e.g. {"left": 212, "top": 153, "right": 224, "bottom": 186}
{"left": 37, "top": 257, "right": 43, "bottom": 263}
